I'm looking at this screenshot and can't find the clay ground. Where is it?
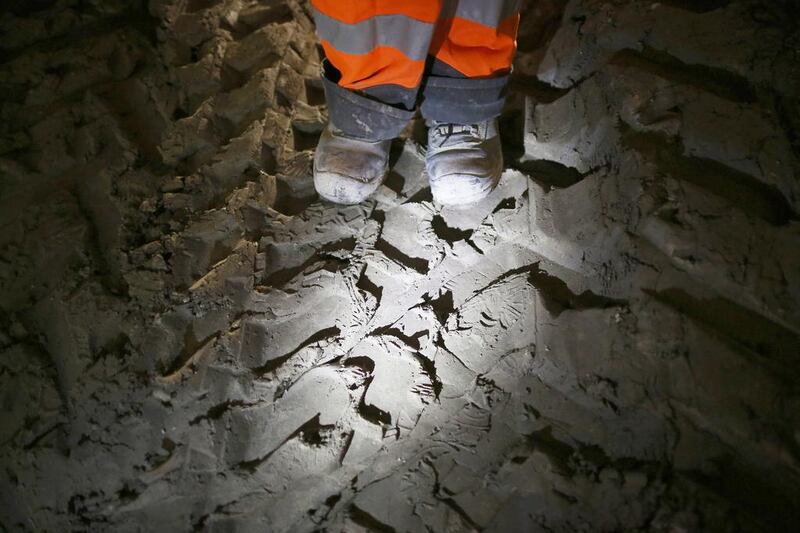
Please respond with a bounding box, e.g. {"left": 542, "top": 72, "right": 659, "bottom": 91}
{"left": 1, "top": 0, "right": 799, "bottom": 531}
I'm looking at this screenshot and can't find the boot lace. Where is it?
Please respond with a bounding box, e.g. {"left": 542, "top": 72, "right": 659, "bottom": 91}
{"left": 435, "top": 123, "right": 481, "bottom": 147}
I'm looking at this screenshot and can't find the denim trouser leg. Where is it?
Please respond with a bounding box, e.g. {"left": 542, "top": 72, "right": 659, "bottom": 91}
{"left": 321, "top": 60, "right": 416, "bottom": 141}
{"left": 321, "top": 58, "right": 511, "bottom": 140}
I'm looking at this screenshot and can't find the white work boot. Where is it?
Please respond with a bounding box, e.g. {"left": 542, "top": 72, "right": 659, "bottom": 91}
{"left": 313, "top": 124, "right": 391, "bottom": 205}
{"left": 426, "top": 119, "right": 503, "bottom": 206}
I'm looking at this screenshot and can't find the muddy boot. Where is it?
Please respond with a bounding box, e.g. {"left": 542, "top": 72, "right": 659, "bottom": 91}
{"left": 426, "top": 119, "right": 503, "bottom": 206}
{"left": 313, "top": 124, "right": 392, "bottom": 205}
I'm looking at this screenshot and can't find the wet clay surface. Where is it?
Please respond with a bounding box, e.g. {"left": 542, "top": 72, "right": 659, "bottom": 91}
{"left": 1, "top": 1, "right": 799, "bottom": 531}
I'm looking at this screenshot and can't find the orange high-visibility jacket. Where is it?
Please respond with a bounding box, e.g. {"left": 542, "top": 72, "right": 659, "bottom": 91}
{"left": 311, "top": 0, "right": 521, "bottom": 91}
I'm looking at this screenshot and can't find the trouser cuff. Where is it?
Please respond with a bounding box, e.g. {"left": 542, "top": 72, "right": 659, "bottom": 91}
{"left": 321, "top": 62, "right": 415, "bottom": 141}
{"left": 420, "top": 74, "right": 510, "bottom": 124}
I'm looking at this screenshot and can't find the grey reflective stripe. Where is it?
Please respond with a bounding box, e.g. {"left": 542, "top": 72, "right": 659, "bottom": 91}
{"left": 442, "top": 0, "right": 521, "bottom": 28}
{"left": 312, "top": 7, "right": 434, "bottom": 62}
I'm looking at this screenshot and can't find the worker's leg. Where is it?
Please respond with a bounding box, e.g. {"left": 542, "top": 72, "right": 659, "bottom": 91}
{"left": 421, "top": 0, "right": 521, "bottom": 206}
{"left": 311, "top": 0, "right": 442, "bottom": 140}
{"left": 309, "top": 0, "right": 442, "bottom": 204}
{"left": 421, "top": 0, "right": 520, "bottom": 124}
